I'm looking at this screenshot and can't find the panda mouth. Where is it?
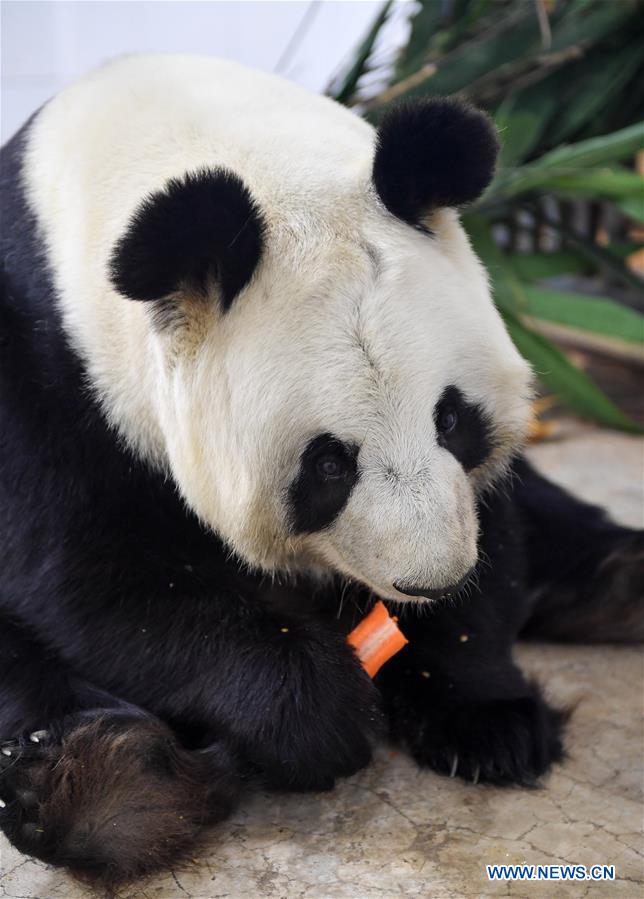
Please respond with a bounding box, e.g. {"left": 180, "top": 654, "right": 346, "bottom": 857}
{"left": 306, "top": 530, "right": 476, "bottom": 606}
{"left": 392, "top": 569, "right": 475, "bottom": 601}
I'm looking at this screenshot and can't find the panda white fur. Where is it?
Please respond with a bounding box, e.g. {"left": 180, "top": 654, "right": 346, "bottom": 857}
{"left": 1, "top": 54, "right": 641, "bottom": 884}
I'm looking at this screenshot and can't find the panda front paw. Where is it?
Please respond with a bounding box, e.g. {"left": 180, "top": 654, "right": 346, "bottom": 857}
{"left": 388, "top": 691, "right": 566, "bottom": 786}
{"left": 246, "top": 632, "right": 383, "bottom": 792}
{"left": 260, "top": 725, "right": 374, "bottom": 793}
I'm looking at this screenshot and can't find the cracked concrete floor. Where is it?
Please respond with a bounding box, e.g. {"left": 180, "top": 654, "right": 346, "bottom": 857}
{"left": 1, "top": 421, "right": 642, "bottom": 898}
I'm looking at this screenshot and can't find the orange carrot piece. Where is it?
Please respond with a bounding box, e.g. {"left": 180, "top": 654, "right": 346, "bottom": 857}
{"left": 347, "top": 601, "right": 408, "bottom": 678}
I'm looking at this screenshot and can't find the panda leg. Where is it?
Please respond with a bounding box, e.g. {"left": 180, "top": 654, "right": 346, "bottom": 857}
{"left": 376, "top": 483, "right": 566, "bottom": 786}
{"left": 512, "top": 456, "right": 644, "bottom": 643}
{"left": 0, "top": 614, "right": 240, "bottom": 885}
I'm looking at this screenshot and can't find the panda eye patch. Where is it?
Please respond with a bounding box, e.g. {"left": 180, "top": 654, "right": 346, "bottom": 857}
{"left": 289, "top": 434, "right": 359, "bottom": 533}
{"left": 434, "top": 386, "right": 493, "bottom": 472}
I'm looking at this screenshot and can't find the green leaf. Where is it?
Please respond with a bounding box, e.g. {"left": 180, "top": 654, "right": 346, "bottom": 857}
{"left": 492, "top": 121, "right": 644, "bottom": 198}
{"left": 462, "top": 218, "right": 642, "bottom": 432}
{"left": 394, "top": 0, "right": 447, "bottom": 81}
{"left": 521, "top": 284, "right": 644, "bottom": 344}
{"left": 544, "top": 41, "right": 643, "bottom": 148}
{"left": 549, "top": 0, "right": 638, "bottom": 53}
{"left": 509, "top": 251, "right": 588, "bottom": 280}
{"left": 536, "top": 167, "right": 643, "bottom": 199}
{"left": 503, "top": 311, "right": 643, "bottom": 433}
{"left": 330, "top": 0, "right": 393, "bottom": 105}
{"left": 612, "top": 194, "right": 644, "bottom": 224}
{"left": 538, "top": 218, "right": 644, "bottom": 301}
{"left": 495, "top": 87, "right": 561, "bottom": 169}
{"left": 372, "top": 4, "right": 543, "bottom": 119}
{"left": 609, "top": 241, "right": 644, "bottom": 259}
{"left": 383, "top": 0, "right": 639, "bottom": 120}
{"left": 463, "top": 215, "right": 525, "bottom": 313}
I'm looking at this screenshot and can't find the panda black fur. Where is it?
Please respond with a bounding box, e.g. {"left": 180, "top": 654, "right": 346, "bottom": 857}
{"left": 1, "top": 55, "right": 642, "bottom": 886}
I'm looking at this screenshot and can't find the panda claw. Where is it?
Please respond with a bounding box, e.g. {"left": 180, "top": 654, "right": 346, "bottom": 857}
{"left": 472, "top": 764, "right": 480, "bottom": 785}
{"left": 0, "top": 738, "right": 46, "bottom": 766}
{"left": 21, "top": 821, "right": 44, "bottom": 843}
{"left": 29, "top": 730, "right": 48, "bottom": 744}
{"left": 0, "top": 798, "right": 6, "bottom": 808}
{"left": 449, "top": 754, "right": 458, "bottom": 778}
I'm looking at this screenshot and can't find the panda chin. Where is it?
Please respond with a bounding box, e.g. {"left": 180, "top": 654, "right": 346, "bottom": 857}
{"left": 299, "top": 531, "right": 474, "bottom": 608}
{"left": 306, "top": 546, "right": 434, "bottom": 607}
{"left": 339, "top": 559, "right": 478, "bottom": 607}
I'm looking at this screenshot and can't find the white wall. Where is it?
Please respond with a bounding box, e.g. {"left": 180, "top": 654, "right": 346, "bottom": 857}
{"left": 1, "top": 0, "right": 408, "bottom": 142}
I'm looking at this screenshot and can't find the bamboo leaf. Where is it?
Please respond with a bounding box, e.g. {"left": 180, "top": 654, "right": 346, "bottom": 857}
{"left": 611, "top": 194, "right": 644, "bottom": 225}
{"left": 536, "top": 168, "right": 643, "bottom": 199}
{"left": 384, "top": 0, "right": 638, "bottom": 116}
{"left": 544, "top": 41, "right": 643, "bottom": 147}
{"left": 495, "top": 87, "right": 561, "bottom": 168}
{"left": 509, "top": 251, "right": 589, "bottom": 280}
{"left": 394, "top": 0, "right": 447, "bottom": 81}
{"left": 329, "top": 0, "right": 393, "bottom": 105}
{"left": 492, "top": 122, "right": 644, "bottom": 198}
{"left": 463, "top": 218, "right": 642, "bottom": 432}
{"left": 609, "top": 242, "right": 644, "bottom": 260}
{"left": 549, "top": 0, "right": 639, "bottom": 53}
{"left": 537, "top": 218, "right": 644, "bottom": 301}
{"left": 521, "top": 284, "right": 644, "bottom": 344}
{"left": 371, "top": 4, "right": 542, "bottom": 119}
{"left": 503, "top": 312, "right": 644, "bottom": 433}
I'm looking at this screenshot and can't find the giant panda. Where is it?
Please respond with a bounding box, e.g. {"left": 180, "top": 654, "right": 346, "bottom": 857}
{"left": 1, "top": 54, "right": 642, "bottom": 886}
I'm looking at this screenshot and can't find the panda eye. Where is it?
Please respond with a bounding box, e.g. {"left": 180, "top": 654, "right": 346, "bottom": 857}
{"left": 289, "top": 433, "right": 360, "bottom": 534}
{"left": 315, "top": 453, "right": 347, "bottom": 480}
{"left": 434, "top": 386, "right": 493, "bottom": 472}
{"left": 437, "top": 406, "right": 458, "bottom": 435}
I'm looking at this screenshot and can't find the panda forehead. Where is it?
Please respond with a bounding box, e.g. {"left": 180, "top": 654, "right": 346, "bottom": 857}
{"left": 240, "top": 222, "right": 471, "bottom": 382}
{"left": 286, "top": 228, "right": 528, "bottom": 467}
{"left": 221, "top": 208, "right": 512, "bottom": 406}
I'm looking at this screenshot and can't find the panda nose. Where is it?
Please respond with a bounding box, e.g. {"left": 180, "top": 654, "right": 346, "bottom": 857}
{"left": 393, "top": 569, "right": 474, "bottom": 600}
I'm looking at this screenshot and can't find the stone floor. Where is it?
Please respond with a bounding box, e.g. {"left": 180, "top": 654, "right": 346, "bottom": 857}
{"left": 1, "top": 421, "right": 642, "bottom": 899}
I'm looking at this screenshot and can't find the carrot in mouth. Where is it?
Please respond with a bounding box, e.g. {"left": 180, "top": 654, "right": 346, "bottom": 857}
{"left": 347, "top": 600, "right": 408, "bottom": 677}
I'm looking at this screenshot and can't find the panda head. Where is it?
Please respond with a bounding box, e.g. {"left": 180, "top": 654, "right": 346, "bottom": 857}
{"left": 108, "top": 97, "right": 532, "bottom": 601}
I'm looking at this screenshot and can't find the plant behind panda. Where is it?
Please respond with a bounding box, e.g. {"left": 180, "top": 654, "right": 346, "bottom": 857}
{"left": 0, "top": 55, "right": 642, "bottom": 887}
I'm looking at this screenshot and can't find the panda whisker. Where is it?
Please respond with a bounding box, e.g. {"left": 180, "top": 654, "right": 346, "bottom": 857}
{"left": 336, "top": 578, "right": 351, "bottom": 619}
{"left": 476, "top": 549, "right": 493, "bottom": 573}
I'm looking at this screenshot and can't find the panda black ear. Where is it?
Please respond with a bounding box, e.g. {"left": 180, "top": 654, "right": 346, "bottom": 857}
{"left": 109, "top": 168, "right": 266, "bottom": 310}
{"left": 372, "top": 98, "right": 499, "bottom": 227}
